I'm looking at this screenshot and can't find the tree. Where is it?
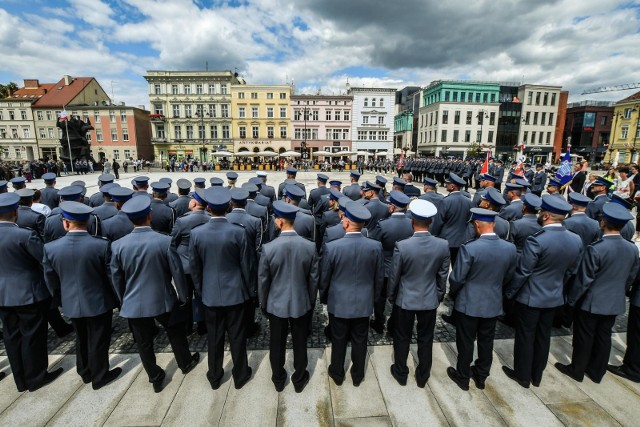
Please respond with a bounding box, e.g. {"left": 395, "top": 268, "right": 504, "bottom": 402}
{"left": 0, "top": 82, "right": 19, "bottom": 99}
{"left": 466, "top": 142, "right": 484, "bottom": 158}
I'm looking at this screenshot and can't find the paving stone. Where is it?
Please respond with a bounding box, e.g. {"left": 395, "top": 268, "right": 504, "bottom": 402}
{"left": 493, "top": 338, "right": 590, "bottom": 405}
{"left": 324, "top": 346, "right": 387, "bottom": 420}
{"left": 368, "top": 345, "right": 448, "bottom": 426}
{"left": 219, "top": 350, "right": 278, "bottom": 427}
{"left": 103, "top": 353, "right": 185, "bottom": 426}
{"left": 0, "top": 355, "right": 81, "bottom": 426}
{"left": 547, "top": 401, "right": 622, "bottom": 427}
{"left": 46, "top": 354, "right": 143, "bottom": 427}
{"left": 548, "top": 337, "right": 640, "bottom": 427}
{"left": 276, "top": 349, "right": 332, "bottom": 427}
{"left": 334, "top": 416, "right": 392, "bottom": 427}
{"left": 162, "top": 353, "right": 232, "bottom": 427}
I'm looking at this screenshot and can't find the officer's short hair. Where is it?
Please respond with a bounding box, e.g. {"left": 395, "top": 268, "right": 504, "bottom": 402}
{"left": 412, "top": 217, "right": 432, "bottom": 228}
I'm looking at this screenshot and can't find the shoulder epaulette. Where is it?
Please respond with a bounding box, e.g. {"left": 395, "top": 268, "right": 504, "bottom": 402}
{"left": 532, "top": 229, "right": 546, "bottom": 237}
{"left": 91, "top": 235, "right": 109, "bottom": 241}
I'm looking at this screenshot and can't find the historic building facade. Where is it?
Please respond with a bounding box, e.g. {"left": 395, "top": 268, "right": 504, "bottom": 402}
{"left": 349, "top": 87, "right": 396, "bottom": 155}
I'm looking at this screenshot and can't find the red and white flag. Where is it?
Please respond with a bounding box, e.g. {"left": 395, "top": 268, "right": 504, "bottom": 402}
{"left": 480, "top": 151, "right": 489, "bottom": 175}
{"left": 58, "top": 109, "right": 69, "bottom": 121}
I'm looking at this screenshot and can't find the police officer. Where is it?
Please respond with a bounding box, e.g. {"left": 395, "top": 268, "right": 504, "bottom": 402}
{"left": 149, "top": 182, "right": 176, "bottom": 234}
{"left": 16, "top": 189, "right": 46, "bottom": 238}
{"left": 101, "top": 187, "right": 134, "bottom": 242}
{"left": 170, "top": 188, "right": 211, "bottom": 336}
{"left": 323, "top": 196, "right": 369, "bottom": 247}
{"left": 419, "top": 177, "right": 444, "bottom": 208}
{"left": 500, "top": 183, "right": 525, "bottom": 221}
{"left": 40, "top": 172, "right": 60, "bottom": 209}
{"left": 308, "top": 173, "right": 330, "bottom": 210}
{"left": 343, "top": 171, "right": 362, "bottom": 201}
{"left": 43, "top": 201, "right": 122, "bottom": 389}
{"left": 0, "top": 180, "right": 7, "bottom": 194}
{"left": 545, "top": 178, "right": 564, "bottom": 198}
{"left": 0, "top": 193, "right": 63, "bottom": 392}
{"left": 464, "top": 188, "right": 509, "bottom": 241}
{"left": 242, "top": 182, "right": 269, "bottom": 233}
{"left": 370, "top": 190, "right": 413, "bottom": 334}
{"left": 189, "top": 187, "right": 253, "bottom": 390}
{"left": 319, "top": 190, "right": 346, "bottom": 244}
{"left": 284, "top": 184, "right": 315, "bottom": 241}
{"left": 257, "top": 171, "right": 276, "bottom": 203}
{"left": 494, "top": 160, "right": 505, "bottom": 192}
{"left": 503, "top": 195, "right": 583, "bottom": 388}
{"left": 363, "top": 181, "right": 389, "bottom": 231}
{"left": 320, "top": 202, "right": 384, "bottom": 386}
{"left": 10, "top": 176, "right": 27, "bottom": 191}
{"left": 226, "top": 171, "right": 238, "bottom": 189}
{"left": 313, "top": 179, "right": 342, "bottom": 220}
{"left": 209, "top": 177, "right": 223, "bottom": 187}
{"left": 564, "top": 192, "right": 600, "bottom": 247}
{"left": 259, "top": 201, "right": 319, "bottom": 393}
{"left": 88, "top": 174, "right": 115, "bottom": 207}
{"left": 278, "top": 167, "right": 306, "bottom": 199}
{"left": 388, "top": 199, "right": 449, "bottom": 387}
{"left": 447, "top": 208, "right": 517, "bottom": 391}
{"left": 159, "top": 177, "right": 178, "bottom": 203}
{"left": 44, "top": 185, "right": 100, "bottom": 242}
{"left": 509, "top": 193, "right": 543, "bottom": 254}
{"left": 92, "top": 183, "right": 120, "bottom": 222}
{"left": 131, "top": 176, "right": 152, "bottom": 198}
{"left": 556, "top": 203, "right": 640, "bottom": 383}
{"left": 531, "top": 164, "right": 547, "bottom": 197}
{"left": 111, "top": 196, "right": 199, "bottom": 393}
{"left": 471, "top": 174, "right": 497, "bottom": 208}
{"left": 607, "top": 195, "right": 636, "bottom": 241}
{"left": 376, "top": 175, "right": 388, "bottom": 200}
{"left": 169, "top": 179, "right": 192, "bottom": 217}
{"left": 431, "top": 173, "right": 472, "bottom": 267}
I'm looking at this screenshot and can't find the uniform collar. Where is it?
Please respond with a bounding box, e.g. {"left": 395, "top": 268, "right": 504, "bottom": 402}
{"left": 210, "top": 217, "right": 228, "bottom": 222}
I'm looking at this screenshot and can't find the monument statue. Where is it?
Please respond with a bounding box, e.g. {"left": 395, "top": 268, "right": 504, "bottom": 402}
{"left": 57, "top": 116, "right": 95, "bottom": 166}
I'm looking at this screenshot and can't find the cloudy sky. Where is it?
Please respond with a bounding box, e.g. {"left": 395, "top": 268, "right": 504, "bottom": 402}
{"left": 1, "top": 0, "right": 639, "bottom": 108}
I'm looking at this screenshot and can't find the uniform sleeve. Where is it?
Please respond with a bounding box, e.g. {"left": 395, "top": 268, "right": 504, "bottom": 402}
{"left": 42, "top": 247, "right": 61, "bottom": 301}
{"left": 449, "top": 244, "right": 471, "bottom": 298}
{"left": 257, "top": 247, "right": 271, "bottom": 309}
{"left": 374, "top": 242, "right": 385, "bottom": 301}
{"left": 239, "top": 233, "right": 253, "bottom": 298}
{"left": 567, "top": 245, "right": 598, "bottom": 306}
{"left": 36, "top": 214, "right": 46, "bottom": 238}
{"left": 437, "top": 246, "right": 451, "bottom": 302}
{"left": 170, "top": 221, "right": 182, "bottom": 248}
{"left": 308, "top": 250, "right": 320, "bottom": 306}
{"left": 109, "top": 244, "right": 126, "bottom": 304}
{"left": 319, "top": 245, "right": 333, "bottom": 304}
{"left": 387, "top": 244, "right": 402, "bottom": 304}
{"left": 167, "top": 243, "right": 188, "bottom": 304}
{"left": 104, "top": 243, "right": 117, "bottom": 305}
{"left": 188, "top": 233, "right": 203, "bottom": 297}
{"left": 506, "top": 236, "right": 541, "bottom": 299}
{"left": 627, "top": 247, "right": 640, "bottom": 294}
{"left": 430, "top": 204, "right": 444, "bottom": 236}
{"left": 24, "top": 229, "right": 45, "bottom": 269}
{"left": 369, "top": 223, "right": 382, "bottom": 241}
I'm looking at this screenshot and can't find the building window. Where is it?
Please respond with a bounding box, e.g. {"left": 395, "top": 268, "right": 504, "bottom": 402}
{"left": 533, "top": 112, "right": 538, "bottom": 125}
{"left": 364, "top": 98, "right": 368, "bottom": 107}
{"left": 624, "top": 108, "right": 633, "bottom": 119}
{"left": 539, "top": 132, "right": 544, "bottom": 144}
{"left": 442, "top": 110, "right": 448, "bottom": 124}
{"left": 15, "top": 147, "right": 21, "bottom": 159}
{"left": 454, "top": 111, "right": 460, "bottom": 124}
{"left": 280, "top": 93, "right": 287, "bottom": 100}
{"left": 96, "top": 131, "right": 103, "bottom": 142}
{"left": 208, "top": 84, "right": 216, "bottom": 95}
{"left": 541, "top": 112, "right": 546, "bottom": 126}
{"left": 174, "top": 125, "right": 182, "bottom": 139}
{"left": 294, "top": 110, "right": 301, "bottom": 120}
{"left": 120, "top": 110, "right": 126, "bottom": 122}
{"left": 114, "top": 150, "right": 120, "bottom": 160}
{"left": 551, "top": 93, "right": 556, "bottom": 106}
{"left": 185, "top": 105, "right": 192, "bottom": 117}
{"left": 124, "top": 150, "right": 131, "bottom": 159}
{"left": 109, "top": 111, "right": 116, "bottom": 123}
{"left": 621, "top": 126, "right": 629, "bottom": 139}
{"left": 209, "top": 104, "right": 216, "bottom": 117}
{"left": 172, "top": 85, "right": 178, "bottom": 95}
{"left": 488, "top": 130, "right": 494, "bottom": 143}
{"left": 523, "top": 131, "right": 528, "bottom": 143}
{"left": 221, "top": 104, "right": 229, "bottom": 118}
{"left": 196, "top": 104, "right": 204, "bottom": 115}
{"left": 156, "top": 125, "right": 165, "bottom": 139}
{"left": 312, "top": 110, "right": 319, "bottom": 121}
{"left": 22, "top": 128, "right": 30, "bottom": 138}
{"left": 363, "top": 116, "right": 369, "bottom": 124}
{"left": 378, "top": 116, "right": 384, "bottom": 125}
{"left": 460, "top": 92, "right": 466, "bottom": 102}
{"left": 535, "top": 92, "right": 541, "bottom": 105}
{"left": 441, "top": 130, "right": 447, "bottom": 142}
{"left": 111, "top": 129, "right": 118, "bottom": 141}
{"left": 357, "top": 130, "right": 366, "bottom": 140}
{"left": 196, "top": 84, "right": 203, "bottom": 95}
{"left": 186, "top": 125, "right": 194, "bottom": 139}
{"left": 39, "top": 127, "right": 46, "bottom": 138}
{"left": 198, "top": 125, "right": 205, "bottom": 139}
{"left": 546, "top": 132, "right": 551, "bottom": 145}
{"left": 48, "top": 128, "right": 55, "bottom": 138}
{"left": 222, "top": 125, "right": 230, "bottom": 139}
{"left": 531, "top": 131, "right": 536, "bottom": 144}
{"left": 465, "top": 130, "right": 471, "bottom": 142}
{"left": 267, "top": 126, "right": 274, "bottom": 138}
{"left": 36, "top": 111, "right": 43, "bottom": 120}
{"left": 527, "top": 92, "right": 533, "bottom": 105}
{"left": 453, "top": 92, "right": 458, "bottom": 102}
{"left": 371, "top": 98, "right": 376, "bottom": 107}
{"left": 238, "top": 92, "right": 245, "bottom": 99}
{"left": 344, "top": 110, "right": 350, "bottom": 121}
{"left": 251, "top": 92, "right": 258, "bottom": 99}
{"left": 153, "top": 103, "right": 163, "bottom": 115}
{"left": 86, "top": 133, "right": 91, "bottom": 142}
{"left": 45, "top": 111, "right": 52, "bottom": 120}
{"left": 475, "top": 93, "right": 481, "bottom": 103}
{"left": 444, "top": 91, "right": 450, "bottom": 102}
{"left": 280, "top": 126, "right": 287, "bottom": 138}
{"left": 453, "top": 130, "right": 459, "bottom": 142}
{"left": 600, "top": 115, "right": 606, "bottom": 126}
{"left": 524, "top": 112, "right": 530, "bottom": 125}
{"left": 211, "top": 125, "right": 218, "bottom": 139}
{"left": 326, "top": 110, "right": 332, "bottom": 121}
{"left": 267, "top": 93, "right": 273, "bottom": 99}
{"left": 184, "top": 84, "right": 191, "bottom": 95}
{"left": 466, "top": 111, "right": 472, "bottom": 125}
{"left": 267, "top": 107, "right": 274, "bottom": 118}
{"left": 172, "top": 104, "right": 180, "bottom": 118}
{"left": 549, "top": 113, "right": 554, "bottom": 126}
{"left": 239, "top": 107, "right": 246, "bottom": 118}
{"left": 154, "top": 84, "right": 161, "bottom": 95}
{"left": 20, "top": 110, "right": 27, "bottom": 120}
{"left": 490, "top": 94, "right": 496, "bottom": 103}
{"left": 334, "top": 110, "right": 341, "bottom": 121}
{"left": 252, "top": 107, "right": 259, "bottom": 118}
{"left": 94, "top": 112, "right": 101, "bottom": 123}
{"left": 239, "top": 126, "right": 246, "bottom": 138}
{"left": 252, "top": 126, "right": 259, "bottom": 138}
{"left": 543, "top": 92, "right": 548, "bottom": 106}
{"left": 369, "top": 131, "right": 377, "bottom": 141}
{"left": 489, "top": 112, "right": 496, "bottom": 126}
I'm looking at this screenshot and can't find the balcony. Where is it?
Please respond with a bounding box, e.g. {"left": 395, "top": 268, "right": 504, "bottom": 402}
{"left": 151, "top": 138, "right": 167, "bottom": 144}
{"left": 149, "top": 114, "right": 166, "bottom": 122}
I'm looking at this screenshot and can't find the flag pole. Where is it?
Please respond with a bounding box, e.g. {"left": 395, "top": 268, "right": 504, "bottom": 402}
{"left": 62, "top": 105, "right": 74, "bottom": 174}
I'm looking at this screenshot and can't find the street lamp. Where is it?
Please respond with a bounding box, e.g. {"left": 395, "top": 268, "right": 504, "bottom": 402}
{"left": 195, "top": 110, "right": 209, "bottom": 164}
{"left": 477, "top": 109, "right": 489, "bottom": 145}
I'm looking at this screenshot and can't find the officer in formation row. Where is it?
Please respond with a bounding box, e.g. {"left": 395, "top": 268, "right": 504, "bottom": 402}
{"left": 0, "top": 166, "right": 639, "bottom": 394}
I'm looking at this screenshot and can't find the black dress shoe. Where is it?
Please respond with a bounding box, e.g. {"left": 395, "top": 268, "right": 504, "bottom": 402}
{"left": 352, "top": 377, "right": 363, "bottom": 387}
{"left": 584, "top": 370, "right": 601, "bottom": 384}
{"left": 607, "top": 365, "right": 640, "bottom": 383}
{"left": 390, "top": 365, "right": 407, "bottom": 386}
{"left": 274, "top": 382, "right": 285, "bottom": 392}
{"left": 234, "top": 367, "right": 252, "bottom": 390}
{"left": 441, "top": 314, "right": 456, "bottom": 326}
{"left": 501, "top": 366, "right": 530, "bottom": 389}
{"left": 56, "top": 324, "right": 74, "bottom": 339}
{"left": 294, "top": 371, "right": 310, "bottom": 393}
{"left": 328, "top": 370, "right": 344, "bottom": 386}
{"left": 446, "top": 367, "right": 469, "bottom": 391}
{"left": 554, "top": 363, "right": 583, "bottom": 382}
{"left": 182, "top": 353, "right": 201, "bottom": 374}
{"left": 93, "top": 368, "right": 122, "bottom": 390}
{"left": 81, "top": 376, "right": 92, "bottom": 384}
{"left": 415, "top": 374, "right": 428, "bottom": 388}
{"left": 29, "top": 367, "right": 64, "bottom": 392}
{"left": 471, "top": 366, "right": 485, "bottom": 390}
{"left": 152, "top": 370, "right": 166, "bottom": 393}
{"left": 0, "top": 372, "right": 6, "bottom": 382}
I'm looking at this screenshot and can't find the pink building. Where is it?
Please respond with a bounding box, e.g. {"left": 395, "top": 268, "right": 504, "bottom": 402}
{"left": 290, "top": 95, "right": 353, "bottom": 160}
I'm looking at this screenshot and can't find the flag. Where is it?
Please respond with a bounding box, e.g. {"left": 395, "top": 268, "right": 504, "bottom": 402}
{"left": 513, "top": 162, "right": 526, "bottom": 180}
{"left": 555, "top": 150, "right": 572, "bottom": 186}
{"left": 480, "top": 151, "right": 489, "bottom": 174}
{"left": 58, "top": 109, "right": 69, "bottom": 121}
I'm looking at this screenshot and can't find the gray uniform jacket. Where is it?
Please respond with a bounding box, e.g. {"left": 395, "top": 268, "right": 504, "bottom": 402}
{"left": 450, "top": 234, "right": 517, "bottom": 318}
{"left": 101, "top": 211, "right": 134, "bottom": 242}
{"left": 509, "top": 214, "right": 542, "bottom": 254}
{"left": 430, "top": 191, "right": 472, "bottom": 248}
{"left": 294, "top": 210, "right": 315, "bottom": 241}
{"left": 43, "top": 231, "right": 118, "bottom": 318}
{"left": 531, "top": 171, "right": 547, "bottom": 193}
{"left": 323, "top": 223, "right": 368, "bottom": 246}
{"left": 170, "top": 210, "right": 210, "bottom": 274}
{"left": 585, "top": 194, "right": 609, "bottom": 220}
{"left": 89, "top": 192, "right": 105, "bottom": 208}
{"left": 404, "top": 184, "right": 421, "bottom": 198}
{"left": 169, "top": 195, "right": 191, "bottom": 217}
{"left": 227, "top": 208, "right": 263, "bottom": 251}
{"left": 39, "top": 187, "right": 59, "bottom": 209}
{"left": 622, "top": 220, "right": 635, "bottom": 241}
{"left": 44, "top": 212, "right": 100, "bottom": 243}
{"left": 563, "top": 213, "right": 601, "bottom": 247}
{"left": 189, "top": 217, "right": 252, "bottom": 307}
{"left": 246, "top": 199, "right": 269, "bottom": 230}
{"left": 567, "top": 235, "right": 640, "bottom": 315}
{"left": 309, "top": 186, "right": 330, "bottom": 211}
{"left": 150, "top": 199, "right": 176, "bottom": 234}
{"left": 0, "top": 222, "right": 50, "bottom": 306}
{"left": 278, "top": 181, "right": 306, "bottom": 199}
{"left": 465, "top": 216, "right": 509, "bottom": 241}
{"left": 505, "top": 225, "right": 583, "bottom": 308}
{"left": 111, "top": 227, "right": 187, "bottom": 318}
{"left": 364, "top": 198, "right": 390, "bottom": 231}
{"left": 260, "top": 184, "right": 276, "bottom": 203}
{"left": 370, "top": 213, "right": 413, "bottom": 277}
{"left": 472, "top": 188, "right": 486, "bottom": 208}
{"left": 16, "top": 206, "right": 45, "bottom": 238}
{"left": 93, "top": 201, "right": 118, "bottom": 222}
{"left": 319, "top": 233, "right": 384, "bottom": 318}
{"left": 343, "top": 183, "right": 362, "bottom": 201}
{"left": 258, "top": 231, "right": 320, "bottom": 318}
{"left": 166, "top": 192, "right": 178, "bottom": 203}
{"left": 388, "top": 232, "right": 450, "bottom": 311}
{"left": 419, "top": 191, "right": 444, "bottom": 209}
{"left": 500, "top": 199, "right": 523, "bottom": 222}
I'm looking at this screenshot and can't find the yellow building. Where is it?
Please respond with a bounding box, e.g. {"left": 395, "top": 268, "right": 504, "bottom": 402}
{"left": 609, "top": 91, "right": 640, "bottom": 165}
{"left": 231, "top": 84, "right": 293, "bottom": 155}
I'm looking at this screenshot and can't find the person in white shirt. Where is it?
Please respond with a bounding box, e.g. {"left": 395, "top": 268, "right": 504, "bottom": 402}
{"left": 31, "top": 189, "right": 52, "bottom": 216}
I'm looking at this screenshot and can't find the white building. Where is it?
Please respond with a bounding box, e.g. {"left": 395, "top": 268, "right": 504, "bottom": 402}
{"left": 348, "top": 87, "right": 396, "bottom": 155}
{"left": 517, "top": 84, "right": 562, "bottom": 161}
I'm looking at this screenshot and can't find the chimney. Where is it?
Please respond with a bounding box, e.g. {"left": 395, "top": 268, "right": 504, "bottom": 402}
{"left": 63, "top": 75, "right": 73, "bottom": 85}
{"left": 24, "top": 79, "right": 39, "bottom": 89}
